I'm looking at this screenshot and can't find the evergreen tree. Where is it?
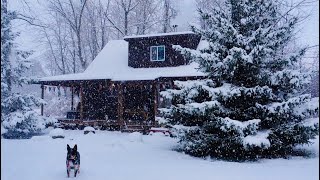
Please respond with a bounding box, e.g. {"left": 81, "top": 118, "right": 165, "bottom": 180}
{"left": 160, "top": 0, "right": 319, "bottom": 161}
{"left": 1, "top": 0, "right": 56, "bottom": 139}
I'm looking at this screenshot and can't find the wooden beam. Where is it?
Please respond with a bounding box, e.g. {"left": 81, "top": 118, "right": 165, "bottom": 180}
{"left": 117, "top": 83, "right": 124, "bottom": 130}
{"left": 153, "top": 82, "right": 158, "bottom": 125}
{"left": 80, "top": 83, "right": 84, "bottom": 120}
{"left": 41, "top": 84, "right": 44, "bottom": 116}
{"left": 71, "top": 86, "right": 74, "bottom": 110}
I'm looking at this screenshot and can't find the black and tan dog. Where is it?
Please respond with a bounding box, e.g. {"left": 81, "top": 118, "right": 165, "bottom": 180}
{"left": 66, "top": 144, "right": 80, "bottom": 177}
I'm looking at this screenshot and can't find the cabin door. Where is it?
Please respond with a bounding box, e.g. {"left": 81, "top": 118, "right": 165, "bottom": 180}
{"left": 123, "top": 84, "right": 154, "bottom": 122}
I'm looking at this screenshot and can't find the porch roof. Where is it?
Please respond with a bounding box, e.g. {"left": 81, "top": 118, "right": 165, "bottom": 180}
{"left": 37, "top": 39, "right": 207, "bottom": 83}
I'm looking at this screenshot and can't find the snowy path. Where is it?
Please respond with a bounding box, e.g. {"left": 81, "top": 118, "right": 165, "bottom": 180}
{"left": 1, "top": 130, "right": 319, "bottom": 180}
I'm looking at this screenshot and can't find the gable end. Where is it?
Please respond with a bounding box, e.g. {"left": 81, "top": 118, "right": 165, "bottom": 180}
{"left": 124, "top": 33, "right": 201, "bottom": 68}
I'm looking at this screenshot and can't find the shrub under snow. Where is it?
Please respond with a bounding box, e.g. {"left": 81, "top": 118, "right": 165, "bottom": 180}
{"left": 1, "top": 94, "right": 57, "bottom": 139}
{"left": 84, "top": 126, "right": 96, "bottom": 134}
{"left": 49, "top": 128, "right": 65, "bottom": 139}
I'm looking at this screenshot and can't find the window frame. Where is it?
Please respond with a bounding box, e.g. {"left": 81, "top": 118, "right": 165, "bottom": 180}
{"left": 150, "top": 45, "right": 165, "bottom": 61}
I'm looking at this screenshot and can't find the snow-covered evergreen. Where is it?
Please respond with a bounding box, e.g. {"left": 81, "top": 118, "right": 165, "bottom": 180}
{"left": 1, "top": 0, "right": 56, "bottom": 139}
{"left": 160, "top": 0, "right": 319, "bottom": 161}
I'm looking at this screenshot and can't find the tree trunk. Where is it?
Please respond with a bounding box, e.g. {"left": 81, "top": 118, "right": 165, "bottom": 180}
{"left": 76, "top": 32, "right": 86, "bottom": 69}
{"left": 124, "top": 11, "right": 129, "bottom": 35}
{"left": 163, "top": 0, "right": 170, "bottom": 33}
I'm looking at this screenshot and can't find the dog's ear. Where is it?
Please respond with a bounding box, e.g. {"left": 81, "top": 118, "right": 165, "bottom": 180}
{"left": 67, "top": 144, "right": 71, "bottom": 152}
{"left": 73, "top": 144, "right": 77, "bottom": 151}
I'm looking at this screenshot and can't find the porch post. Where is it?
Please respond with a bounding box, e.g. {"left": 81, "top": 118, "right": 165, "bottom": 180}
{"left": 153, "top": 82, "right": 158, "bottom": 125}
{"left": 80, "top": 83, "right": 84, "bottom": 120}
{"left": 71, "top": 85, "right": 74, "bottom": 110}
{"left": 117, "top": 83, "right": 124, "bottom": 130}
{"left": 41, "top": 84, "right": 44, "bottom": 116}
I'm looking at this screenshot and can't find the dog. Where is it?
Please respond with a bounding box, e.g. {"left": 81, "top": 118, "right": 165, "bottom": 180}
{"left": 66, "top": 144, "right": 80, "bottom": 177}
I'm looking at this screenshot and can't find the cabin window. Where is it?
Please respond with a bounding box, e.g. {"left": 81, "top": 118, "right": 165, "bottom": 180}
{"left": 150, "top": 45, "right": 165, "bottom": 61}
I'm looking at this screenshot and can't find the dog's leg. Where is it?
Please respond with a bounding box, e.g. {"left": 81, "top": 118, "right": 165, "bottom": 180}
{"left": 66, "top": 162, "right": 70, "bottom": 178}
{"left": 74, "top": 168, "right": 78, "bottom": 177}
{"left": 74, "top": 165, "right": 79, "bottom": 177}
{"left": 67, "top": 168, "right": 70, "bottom": 178}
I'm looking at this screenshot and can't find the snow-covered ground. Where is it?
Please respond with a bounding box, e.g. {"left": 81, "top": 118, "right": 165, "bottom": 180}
{"left": 1, "top": 130, "right": 319, "bottom": 180}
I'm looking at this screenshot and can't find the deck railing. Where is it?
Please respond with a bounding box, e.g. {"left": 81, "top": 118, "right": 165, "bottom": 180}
{"left": 56, "top": 118, "right": 157, "bottom": 132}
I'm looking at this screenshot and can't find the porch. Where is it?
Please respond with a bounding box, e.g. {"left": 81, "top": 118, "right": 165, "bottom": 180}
{"left": 37, "top": 78, "right": 179, "bottom": 132}
{"left": 36, "top": 75, "right": 204, "bottom": 132}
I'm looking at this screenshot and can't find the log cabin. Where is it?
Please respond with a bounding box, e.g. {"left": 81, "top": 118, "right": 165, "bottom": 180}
{"left": 34, "top": 31, "right": 207, "bottom": 132}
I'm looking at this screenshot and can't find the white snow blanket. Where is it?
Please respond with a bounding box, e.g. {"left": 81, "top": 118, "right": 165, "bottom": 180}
{"left": 128, "top": 132, "right": 143, "bottom": 142}
{"left": 84, "top": 126, "right": 95, "bottom": 132}
{"left": 1, "top": 131, "right": 318, "bottom": 180}
{"left": 49, "top": 128, "right": 64, "bottom": 137}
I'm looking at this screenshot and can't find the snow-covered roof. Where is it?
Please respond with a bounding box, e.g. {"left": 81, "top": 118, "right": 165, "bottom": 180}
{"left": 123, "top": 31, "right": 195, "bottom": 39}
{"left": 39, "top": 39, "right": 206, "bottom": 82}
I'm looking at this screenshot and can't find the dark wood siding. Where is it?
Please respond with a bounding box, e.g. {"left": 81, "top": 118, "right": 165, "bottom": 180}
{"left": 124, "top": 34, "right": 201, "bottom": 68}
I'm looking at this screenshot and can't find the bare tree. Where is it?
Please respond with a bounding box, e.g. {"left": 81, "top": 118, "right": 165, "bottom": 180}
{"left": 105, "top": 0, "right": 140, "bottom": 36}
{"left": 134, "top": 0, "right": 161, "bottom": 34}
{"left": 48, "top": 0, "right": 88, "bottom": 70}
{"left": 106, "top": 0, "right": 164, "bottom": 36}
{"left": 162, "top": 0, "right": 177, "bottom": 33}
{"left": 118, "top": 0, "right": 140, "bottom": 35}
{"left": 97, "top": 0, "right": 111, "bottom": 49}
{"left": 42, "top": 13, "right": 72, "bottom": 75}
{"left": 68, "top": 25, "right": 78, "bottom": 73}
{"left": 83, "top": 0, "right": 112, "bottom": 61}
